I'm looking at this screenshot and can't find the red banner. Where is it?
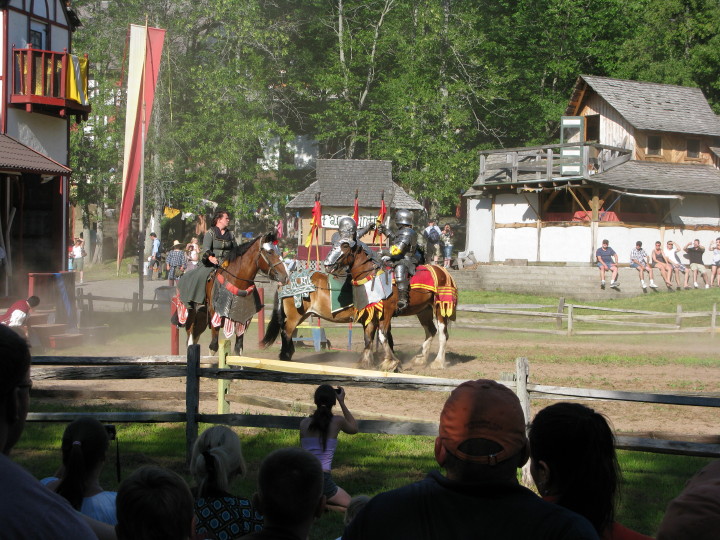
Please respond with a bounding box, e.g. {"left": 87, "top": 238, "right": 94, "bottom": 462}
{"left": 117, "top": 25, "right": 166, "bottom": 270}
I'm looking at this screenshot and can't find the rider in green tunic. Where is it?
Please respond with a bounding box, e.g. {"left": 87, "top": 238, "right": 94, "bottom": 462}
{"left": 178, "top": 210, "right": 237, "bottom": 308}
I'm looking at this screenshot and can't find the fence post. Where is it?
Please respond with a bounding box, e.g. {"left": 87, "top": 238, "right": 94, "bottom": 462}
{"left": 567, "top": 304, "right": 574, "bottom": 336}
{"left": 712, "top": 303, "right": 717, "bottom": 337}
{"left": 186, "top": 344, "right": 200, "bottom": 467}
{"left": 515, "top": 357, "right": 533, "bottom": 487}
{"left": 217, "top": 339, "right": 230, "bottom": 414}
{"left": 676, "top": 305, "right": 682, "bottom": 328}
{"left": 555, "top": 297, "right": 565, "bottom": 330}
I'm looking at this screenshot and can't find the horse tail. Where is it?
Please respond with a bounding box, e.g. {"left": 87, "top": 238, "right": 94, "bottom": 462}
{"left": 260, "top": 290, "right": 284, "bottom": 348}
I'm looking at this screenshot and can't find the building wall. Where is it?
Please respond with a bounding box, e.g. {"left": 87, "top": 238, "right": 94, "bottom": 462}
{"left": 465, "top": 193, "right": 720, "bottom": 264}
{"left": 580, "top": 93, "right": 636, "bottom": 152}
{"left": 8, "top": 111, "right": 67, "bottom": 162}
{"left": 634, "top": 131, "right": 716, "bottom": 165}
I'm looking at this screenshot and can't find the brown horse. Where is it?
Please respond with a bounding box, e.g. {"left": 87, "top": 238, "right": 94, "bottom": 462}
{"left": 260, "top": 271, "right": 396, "bottom": 361}
{"left": 184, "top": 232, "right": 289, "bottom": 355}
{"left": 324, "top": 242, "right": 457, "bottom": 371}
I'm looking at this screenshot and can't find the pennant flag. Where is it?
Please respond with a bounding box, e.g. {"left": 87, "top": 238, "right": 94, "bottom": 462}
{"left": 304, "top": 194, "right": 322, "bottom": 248}
{"left": 352, "top": 189, "right": 359, "bottom": 224}
{"left": 373, "top": 190, "right": 387, "bottom": 243}
{"left": 116, "top": 24, "right": 166, "bottom": 271}
{"left": 163, "top": 206, "right": 180, "bottom": 219}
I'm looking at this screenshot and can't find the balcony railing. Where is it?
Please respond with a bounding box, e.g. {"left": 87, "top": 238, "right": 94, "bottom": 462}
{"left": 11, "top": 47, "right": 91, "bottom": 121}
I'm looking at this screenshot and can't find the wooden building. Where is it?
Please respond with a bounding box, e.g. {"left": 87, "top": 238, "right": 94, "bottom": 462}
{"left": 286, "top": 159, "right": 423, "bottom": 259}
{"left": 464, "top": 75, "right": 720, "bottom": 264}
{"left": 0, "top": 0, "right": 89, "bottom": 295}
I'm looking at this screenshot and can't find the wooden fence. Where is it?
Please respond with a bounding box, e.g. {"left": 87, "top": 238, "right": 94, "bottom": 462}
{"left": 28, "top": 347, "right": 720, "bottom": 463}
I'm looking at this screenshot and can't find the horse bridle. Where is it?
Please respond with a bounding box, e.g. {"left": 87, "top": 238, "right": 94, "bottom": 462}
{"left": 216, "top": 240, "right": 285, "bottom": 290}
{"left": 329, "top": 243, "right": 377, "bottom": 282}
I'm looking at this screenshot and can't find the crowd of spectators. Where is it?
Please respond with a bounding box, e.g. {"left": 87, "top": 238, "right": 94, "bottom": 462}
{"left": 2, "top": 323, "right": 718, "bottom": 540}
{"left": 598, "top": 237, "right": 720, "bottom": 292}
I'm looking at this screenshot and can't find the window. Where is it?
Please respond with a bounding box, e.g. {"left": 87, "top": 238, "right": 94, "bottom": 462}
{"left": 687, "top": 139, "right": 700, "bottom": 159}
{"left": 647, "top": 135, "right": 662, "bottom": 156}
{"left": 585, "top": 115, "right": 600, "bottom": 142}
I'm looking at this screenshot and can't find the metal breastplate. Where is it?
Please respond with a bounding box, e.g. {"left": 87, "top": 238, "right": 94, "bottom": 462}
{"left": 396, "top": 228, "right": 418, "bottom": 257}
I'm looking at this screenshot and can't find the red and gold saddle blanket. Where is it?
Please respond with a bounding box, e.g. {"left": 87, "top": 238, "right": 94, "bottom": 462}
{"left": 409, "top": 265, "right": 458, "bottom": 317}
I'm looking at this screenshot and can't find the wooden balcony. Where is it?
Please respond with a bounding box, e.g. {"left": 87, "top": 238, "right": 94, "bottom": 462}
{"left": 477, "top": 142, "right": 632, "bottom": 185}
{"left": 10, "top": 47, "right": 91, "bottom": 122}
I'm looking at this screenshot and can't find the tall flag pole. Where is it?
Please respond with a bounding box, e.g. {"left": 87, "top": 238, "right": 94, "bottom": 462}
{"left": 352, "top": 189, "right": 359, "bottom": 224}
{"left": 305, "top": 192, "right": 322, "bottom": 262}
{"left": 116, "top": 23, "right": 165, "bottom": 274}
{"left": 373, "top": 190, "right": 387, "bottom": 245}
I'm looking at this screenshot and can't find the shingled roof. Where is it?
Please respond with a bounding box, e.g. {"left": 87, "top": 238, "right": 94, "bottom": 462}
{"left": 567, "top": 75, "right": 720, "bottom": 137}
{"left": 286, "top": 159, "right": 423, "bottom": 210}
{"left": 588, "top": 160, "right": 720, "bottom": 196}
{"left": 0, "top": 134, "right": 71, "bottom": 175}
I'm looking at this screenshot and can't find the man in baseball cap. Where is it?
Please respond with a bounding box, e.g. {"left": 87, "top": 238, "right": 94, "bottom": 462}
{"left": 344, "top": 379, "right": 599, "bottom": 540}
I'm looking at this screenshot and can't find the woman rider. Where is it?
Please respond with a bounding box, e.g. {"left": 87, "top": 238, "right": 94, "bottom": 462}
{"left": 178, "top": 210, "right": 236, "bottom": 308}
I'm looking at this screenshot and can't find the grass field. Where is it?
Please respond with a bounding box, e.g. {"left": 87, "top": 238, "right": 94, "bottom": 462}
{"left": 13, "top": 405, "right": 712, "bottom": 539}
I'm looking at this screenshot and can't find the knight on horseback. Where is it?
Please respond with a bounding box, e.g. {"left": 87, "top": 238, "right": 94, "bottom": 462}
{"left": 377, "top": 209, "right": 419, "bottom": 313}
{"left": 331, "top": 216, "right": 378, "bottom": 260}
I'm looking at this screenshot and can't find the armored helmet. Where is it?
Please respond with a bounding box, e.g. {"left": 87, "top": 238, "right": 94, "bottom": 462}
{"left": 394, "top": 209, "right": 413, "bottom": 227}
{"left": 336, "top": 216, "right": 357, "bottom": 247}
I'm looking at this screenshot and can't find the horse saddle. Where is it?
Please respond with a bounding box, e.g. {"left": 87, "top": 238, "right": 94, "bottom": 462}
{"left": 211, "top": 279, "right": 262, "bottom": 323}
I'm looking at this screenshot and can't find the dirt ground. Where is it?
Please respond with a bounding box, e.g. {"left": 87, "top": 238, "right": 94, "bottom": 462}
{"left": 33, "top": 317, "right": 720, "bottom": 441}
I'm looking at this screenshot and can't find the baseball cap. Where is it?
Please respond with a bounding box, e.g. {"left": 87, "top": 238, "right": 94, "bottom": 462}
{"left": 657, "top": 460, "right": 720, "bottom": 540}
{"left": 438, "top": 379, "right": 527, "bottom": 465}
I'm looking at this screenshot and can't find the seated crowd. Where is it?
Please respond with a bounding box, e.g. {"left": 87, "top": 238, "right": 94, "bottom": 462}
{"left": 598, "top": 237, "right": 720, "bottom": 292}
{"left": 2, "top": 324, "right": 718, "bottom": 540}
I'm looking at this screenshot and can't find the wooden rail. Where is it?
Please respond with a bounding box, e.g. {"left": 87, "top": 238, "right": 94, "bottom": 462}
{"left": 25, "top": 350, "right": 720, "bottom": 462}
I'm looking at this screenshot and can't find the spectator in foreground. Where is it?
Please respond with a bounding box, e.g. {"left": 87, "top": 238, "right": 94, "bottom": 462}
{"left": 0, "top": 295, "right": 39, "bottom": 338}
{"left": 300, "top": 384, "right": 358, "bottom": 510}
{"left": 334, "top": 495, "right": 370, "bottom": 540}
{"left": 657, "top": 459, "right": 720, "bottom": 540}
{"left": 190, "top": 425, "right": 263, "bottom": 538}
{"left": 244, "top": 447, "right": 326, "bottom": 540}
{"left": 41, "top": 417, "right": 117, "bottom": 525}
{"left": 596, "top": 239, "right": 619, "bottom": 290}
{"left": 343, "top": 379, "right": 599, "bottom": 540}
{"left": 528, "top": 402, "right": 651, "bottom": 540}
{"left": 629, "top": 241, "right": 657, "bottom": 291}
{"left": 116, "top": 465, "right": 195, "bottom": 540}
{"left": 0, "top": 325, "right": 108, "bottom": 539}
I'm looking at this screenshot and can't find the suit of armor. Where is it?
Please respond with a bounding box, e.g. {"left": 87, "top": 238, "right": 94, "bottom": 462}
{"left": 379, "top": 210, "right": 418, "bottom": 312}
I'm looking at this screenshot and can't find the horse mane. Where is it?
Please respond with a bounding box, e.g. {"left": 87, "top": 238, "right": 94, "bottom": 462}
{"left": 225, "top": 231, "right": 278, "bottom": 263}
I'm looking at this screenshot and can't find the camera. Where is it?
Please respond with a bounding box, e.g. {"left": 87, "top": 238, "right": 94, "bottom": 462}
{"left": 105, "top": 424, "right": 117, "bottom": 441}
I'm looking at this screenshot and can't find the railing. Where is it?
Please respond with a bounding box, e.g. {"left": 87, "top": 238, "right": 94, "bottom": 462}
{"left": 477, "top": 142, "right": 632, "bottom": 184}
{"left": 11, "top": 47, "right": 90, "bottom": 119}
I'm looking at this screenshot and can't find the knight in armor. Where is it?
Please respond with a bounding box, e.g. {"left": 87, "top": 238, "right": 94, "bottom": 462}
{"left": 377, "top": 209, "right": 418, "bottom": 313}
{"left": 178, "top": 210, "right": 237, "bottom": 308}
{"left": 332, "top": 216, "right": 377, "bottom": 260}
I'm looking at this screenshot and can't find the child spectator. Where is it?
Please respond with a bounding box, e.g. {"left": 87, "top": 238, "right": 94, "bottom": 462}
{"left": 0, "top": 296, "right": 39, "bottom": 338}
{"left": 529, "top": 402, "right": 651, "bottom": 540}
{"left": 300, "top": 384, "right": 358, "bottom": 510}
{"left": 190, "top": 425, "right": 263, "bottom": 538}
{"left": 115, "top": 465, "right": 195, "bottom": 540}
{"left": 244, "top": 448, "right": 326, "bottom": 540}
{"left": 334, "top": 495, "right": 370, "bottom": 540}
{"left": 41, "top": 417, "right": 117, "bottom": 525}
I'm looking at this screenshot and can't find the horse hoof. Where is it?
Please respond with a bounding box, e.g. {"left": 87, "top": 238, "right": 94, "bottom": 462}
{"left": 379, "top": 360, "right": 402, "bottom": 373}
{"left": 412, "top": 355, "right": 428, "bottom": 366}
{"left": 430, "top": 360, "right": 446, "bottom": 369}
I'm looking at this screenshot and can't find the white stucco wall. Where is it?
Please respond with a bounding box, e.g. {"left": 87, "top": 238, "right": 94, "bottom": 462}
{"left": 7, "top": 110, "right": 68, "bottom": 163}
{"left": 465, "top": 197, "right": 492, "bottom": 262}
{"left": 538, "top": 226, "right": 593, "bottom": 263}
{"left": 494, "top": 227, "right": 539, "bottom": 262}
{"left": 670, "top": 195, "right": 720, "bottom": 227}
{"left": 494, "top": 193, "right": 539, "bottom": 223}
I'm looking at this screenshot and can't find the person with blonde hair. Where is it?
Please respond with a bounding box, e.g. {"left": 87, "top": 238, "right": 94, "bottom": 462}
{"left": 190, "top": 425, "right": 263, "bottom": 538}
